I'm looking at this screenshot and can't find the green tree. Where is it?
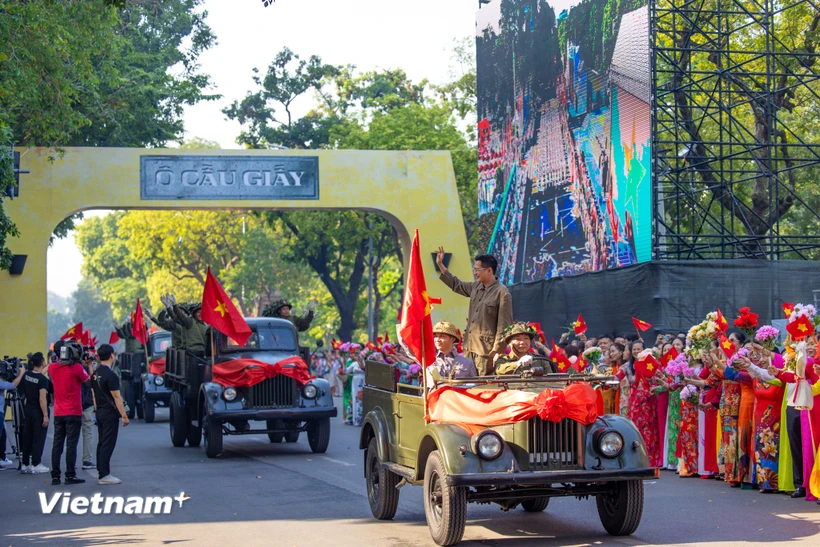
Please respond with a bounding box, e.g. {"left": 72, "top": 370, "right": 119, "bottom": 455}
{"left": 71, "top": 277, "right": 116, "bottom": 343}
{"left": 47, "top": 309, "right": 73, "bottom": 347}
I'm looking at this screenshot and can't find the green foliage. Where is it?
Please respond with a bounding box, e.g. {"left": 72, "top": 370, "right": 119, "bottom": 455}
{"left": 71, "top": 277, "right": 115, "bottom": 343}
{"left": 47, "top": 308, "right": 73, "bottom": 348}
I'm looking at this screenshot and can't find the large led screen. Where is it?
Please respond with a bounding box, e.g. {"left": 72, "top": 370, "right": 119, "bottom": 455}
{"left": 476, "top": 0, "right": 651, "bottom": 285}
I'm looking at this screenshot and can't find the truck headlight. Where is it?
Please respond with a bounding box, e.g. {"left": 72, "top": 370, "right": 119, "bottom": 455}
{"left": 223, "top": 387, "right": 238, "bottom": 402}
{"left": 596, "top": 429, "right": 624, "bottom": 458}
{"left": 302, "top": 384, "right": 318, "bottom": 399}
{"left": 473, "top": 430, "right": 503, "bottom": 461}
{"left": 154, "top": 376, "right": 164, "bottom": 386}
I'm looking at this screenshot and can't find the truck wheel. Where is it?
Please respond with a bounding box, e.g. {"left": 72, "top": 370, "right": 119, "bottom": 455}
{"left": 596, "top": 480, "right": 644, "bottom": 536}
{"left": 169, "top": 392, "right": 189, "bottom": 448}
{"left": 366, "top": 437, "right": 400, "bottom": 520}
{"left": 204, "top": 416, "right": 223, "bottom": 458}
{"left": 187, "top": 423, "right": 202, "bottom": 447}
{"left": 124, "top": 383, "right": 136, "bottom": 420}
{"left": 285, "top": 430, "right": 300, "bottom": 443}
{"left": 136, "top": 389, "right": 145, "bottom": 420}
{"left": 143, "top": 397, "right": 155, "bottom": 423}
{"left": 267, "top": 420, "right": 283, "bottom": 443}
{"left": 307, "top": 418, "right": 330, "bottom": 453}
{"left": 424, "top": 450, "right": 466, "bottom": 546}
{"left": 521, "top": 497, "right": 550, "bottom": 512}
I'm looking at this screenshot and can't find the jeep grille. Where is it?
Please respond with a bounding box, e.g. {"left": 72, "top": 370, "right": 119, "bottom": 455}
{"left": 527, "top": 418, "right": 583, "bottom": 471}
{"left": 249, "top": 376, "right": 296, "bottom": 409}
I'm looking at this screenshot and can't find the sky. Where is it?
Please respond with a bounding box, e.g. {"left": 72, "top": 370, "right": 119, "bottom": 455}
{"left": 47, "top": 0, "right": 483, "bottom": 298}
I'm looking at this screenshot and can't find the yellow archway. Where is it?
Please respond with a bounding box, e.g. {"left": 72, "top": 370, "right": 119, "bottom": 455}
{"left": 1, "top": 148, "right": 471, "bottom": 355}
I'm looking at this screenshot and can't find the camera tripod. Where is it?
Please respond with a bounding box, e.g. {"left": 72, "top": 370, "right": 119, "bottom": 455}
{"left": 3, "top": 389, "right": 25, "bottom": 470}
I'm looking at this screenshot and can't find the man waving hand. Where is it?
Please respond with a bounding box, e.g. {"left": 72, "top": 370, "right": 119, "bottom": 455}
{"left": 436, "top": 247, "right": 512, "bottom": 375}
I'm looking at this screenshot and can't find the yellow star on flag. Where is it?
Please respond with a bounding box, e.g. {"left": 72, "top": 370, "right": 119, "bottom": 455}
{"left": 214, "top": 300, "right": 228, "bottom": 318}
{"left": 798, "top": 323, "right": 809, "bottom": 333}
{"left": 647, "top": 363, "right": 654, "bottom": 371}
{"left": 421, "top": 290, "right": 431, "bottom": 316}
{"left": 722, "top": 340, "right": 732, "bottom": 349}
{"left": 67, "top": 327, "right": 75, "bottom": 335}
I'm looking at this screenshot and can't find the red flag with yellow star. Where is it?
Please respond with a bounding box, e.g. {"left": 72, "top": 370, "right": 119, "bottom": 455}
{"left": 573, "top": 313, "right": 587, "bottom": 335}
{"left": 715, "top": 308, "right": 729, "bottom": 334}
{"left": 399, "top": 230, "right": 436, "bottom": 367}
{"left": 635, "top": 355, "right": 661, "bottom": 379}
{"left": 786, "top": 315, "right": 815, "bottom": 341}
{"left": 718, "top": 334, "right": 736, "bottom": 358}
{"left": 202, "top": 267, "right": 252, "bottom": 346}
{"left": 131, "top": 299, "right": 149, "bottom": 346}
{"left": 783, "top": 302, "right": 795, "bottom": 319}
{"left": 59, "top": 322, "right": 83, "bottom": 341}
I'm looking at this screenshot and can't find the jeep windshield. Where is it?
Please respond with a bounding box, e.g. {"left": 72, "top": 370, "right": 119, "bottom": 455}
{"left": 152, "top": 336, "right": 170, "bottom": 356}
{"left": 219, "top": 325, "right": 297, "bottom": 353}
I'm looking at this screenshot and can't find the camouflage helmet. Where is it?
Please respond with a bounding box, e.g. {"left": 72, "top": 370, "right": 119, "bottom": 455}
{"left": 503, "top": 321, "right": 537, "bottom": 343}
{"left": 262, "top": 299, "right": 292, "bottom": 318}
{"left": 184, "top": 302, "right": 202, "bottom": 313}
{"left": 433, "top": 321, "right": 461, "bottom": 342}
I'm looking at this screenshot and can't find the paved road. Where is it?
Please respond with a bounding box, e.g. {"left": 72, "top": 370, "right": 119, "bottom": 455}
{"left": 2, "top": 399, "right": 819, "bottom": 546}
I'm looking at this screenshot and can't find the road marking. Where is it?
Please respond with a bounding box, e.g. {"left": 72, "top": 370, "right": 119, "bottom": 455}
{"left": 320, "top": 456, "right": 356, "bottom": 467}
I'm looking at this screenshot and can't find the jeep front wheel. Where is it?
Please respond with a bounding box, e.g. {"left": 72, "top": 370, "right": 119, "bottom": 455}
{"left": 307, "top": 418, "right": 330, "bottom": 453}
{"left": 596, "top": 480, "right": 644, "bottom": 536}
{"left": 267, "top": 420, "right": 284, "bottom": 443}
{"left": 366, "top": 437, "right": 400, "bottom": 520}
{"left": 424, "top": 450, "right": 466, "bottom": 546}
{"left": 521, "top": 496, "right": 550, "bottom": 512}
{"left": 204, "top": 415, "right": 223, "bottom": 458}
{"left": 142, "top": 397, "right": 155, "bottom": 423}
{"left": 169, "top": 392, "right": 188, "bottom": 447}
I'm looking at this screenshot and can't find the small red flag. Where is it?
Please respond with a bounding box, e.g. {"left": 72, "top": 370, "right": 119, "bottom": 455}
{"left": 399, "top": 230, "right": 436, "bottom": 367}
{"left": 132, "top": 299, "right": 149, "bottom": 346}
{"left": 60, "top": 322, "right": 83, "bottom": 342}
{"left": 786, "top": 315, "right": 815, "bottom": 341}
{"left": 80, "top": 329, "right": 90, "bottom": 346}
{"left": 660, "top": 346, "right": 679, "bottom": 366}
{"left": 635, "top": 355, "right": 661, "bottom": 379}
{"left": 573, "top": 313, "right": 587, "bottom": 335}
{"left": 715, "top": 308, "right": 729, "bottom": 334}
{"left": 109, "top": 331, "right": 120, "bottom": 345}
{"left": 530, "top": 322, "right": 546, "bottom": 343}
{"left": 718, "top": 334, "right": 736, "bottom": 358}
{"left": 632, "top": 317, "right": 652, "bottom": 333}
{"left": 201, "top": 267, "right": 252, "bottom": 346}
{"left": 783, "top": 302, "right": 795, "bottom": 319}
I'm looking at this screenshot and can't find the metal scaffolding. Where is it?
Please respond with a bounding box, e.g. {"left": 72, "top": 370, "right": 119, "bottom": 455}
{"left": 651, "top": 0, "right": 820, "bottom": 260}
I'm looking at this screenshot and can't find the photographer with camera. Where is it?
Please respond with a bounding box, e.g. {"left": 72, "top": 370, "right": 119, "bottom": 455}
{"left": 20, "top": 352, "right": 50, "bottom": 474}
{"left": 0, "top": 362, "right": 26, "bottom": 470}
{"left": 91, "top": 344, "right": 129, "bottom": 485}
{"left": 49, "top": 340, "right": 93, "bottom": 485}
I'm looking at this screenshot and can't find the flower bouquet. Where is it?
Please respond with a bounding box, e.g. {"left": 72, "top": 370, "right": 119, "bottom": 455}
{"left": 733, "top": 307, "right": 759, "bottom": 339}
{"left": 680, "top": 384, "right": 699, "bottom": 404}
{"left": 726, "top": 347, "right": 748, "bottom": 368}
{"left": 687, "top": 315, "right": 719, "bottom": 354}
{"left": 665, "top": 353, "right": 696, "bottom": 384}
{"left": 582, "top": 346, "right": 603, "bottom": 367}
{"left": 405, "top": 363, "right": 422, "bottom": 385}
{"left": 754, "top": 325, "right": 780, "bottom": 351}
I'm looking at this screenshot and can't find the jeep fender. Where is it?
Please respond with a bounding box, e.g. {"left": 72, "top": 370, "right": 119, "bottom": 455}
{"left": 414, "top": 423, "right": 519, "bottom": 482}
{"left": 360, "top": 408, "right": 391, "bottom": 466}
{"left": 584, "top": 414, "right": 652, "bottom": 470}
{"left": 198, "top": 382, "right": 228, "bottom": 426}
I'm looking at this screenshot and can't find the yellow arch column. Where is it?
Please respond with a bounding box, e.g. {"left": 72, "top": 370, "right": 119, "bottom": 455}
{"left": 1, "top": 148, "right": 471, "bottom": 355}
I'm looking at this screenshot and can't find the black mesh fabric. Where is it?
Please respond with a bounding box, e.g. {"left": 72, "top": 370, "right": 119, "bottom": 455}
{"left": 508, "top": 260, "right": 820, "bottom": 340}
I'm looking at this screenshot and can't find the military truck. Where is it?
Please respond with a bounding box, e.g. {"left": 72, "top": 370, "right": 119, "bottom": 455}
{"left": 164, "top": 317, "right": 336, "bottom": 458}
{"left": 140, "top": 331, "right": 173, "bottom": 423}
{"left": 360, "top": 360, "right": 657, "bottom": 546}
{"left": 119, "top": 331, "right": 171, "bottom": 421}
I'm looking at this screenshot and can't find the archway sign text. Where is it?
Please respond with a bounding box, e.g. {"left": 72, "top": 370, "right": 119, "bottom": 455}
{"left": 140, "top": 155, "right": 319, "bottom": 200}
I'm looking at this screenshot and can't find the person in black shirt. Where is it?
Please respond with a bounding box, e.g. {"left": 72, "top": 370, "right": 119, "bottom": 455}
{"left": 20, "top": 352, "right": 50, "bottom": 474}
{"left": 90, "top": 344, "right": 129, "bottom": 485}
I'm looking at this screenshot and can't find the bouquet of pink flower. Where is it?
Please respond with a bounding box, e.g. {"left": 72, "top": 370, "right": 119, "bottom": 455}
{"left": 405, "top": 363, "right": 422, "bottom": 383}
{"left": 665, "top": 353, "right": 696, "bottom": 384}
{"left": 726, "top": 347, "right": 748, "bottom": 368}
{"left": 680, "top": 384, "right": 699, "bottom": 403}
{"left": 755, "top": 325, "right": 780, "bottom": 351}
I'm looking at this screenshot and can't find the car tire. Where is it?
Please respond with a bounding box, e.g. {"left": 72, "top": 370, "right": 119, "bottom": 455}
{"left": 143, "top": 397, "right": 155, "bottom": 423}
{"left": 204, "top": 416, "right": 223, "bottom": 458}
{"left": 366, "top": 437, "right": 400, "bottom": 520}
{"left": 267, "top": 420, "right": 284, "bottom": 443}
{"left": 187, "top": 423, "right": 202, "bottom": 447}
{"left": 423, "top": 450, "right": 466, "bottom": 546}
{"left": 169, "top": 392, "right": 189, "bottom": 448}
{"left": 596, "top": 480, "right": 644, "bottom": 536}
{"left": 124, "top": 383, "right": 136, "bottom": 420}
{"left": 521, "top": 497, "right": 550, "bottom": 512}
{"left": 285, "top": 430, "right": 300, "bottom": 443}
{"left": 307, "top": 418, "right": 330, "bottom": 453}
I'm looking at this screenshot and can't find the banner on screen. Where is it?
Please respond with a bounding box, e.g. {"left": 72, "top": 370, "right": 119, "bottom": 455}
{"left": 476, "top": 0, "right": 651, "bottom": 285}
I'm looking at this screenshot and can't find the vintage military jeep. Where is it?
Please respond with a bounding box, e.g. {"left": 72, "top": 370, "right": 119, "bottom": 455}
{"left": 360, "top": 360, "right": 657, "bottom": 546}
{"left": 118, "top": 331, "right": 171, "bottom": 421}
{"left": 140, "top": 331, "right": 173, "bottom": 423}
{"left": 164, "top": 317, "right": 336, "bottom": 458}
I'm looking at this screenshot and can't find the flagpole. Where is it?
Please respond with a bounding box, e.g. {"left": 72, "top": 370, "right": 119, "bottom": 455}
{"left": 210, "top": 327, "right": 216, "bottom": 368}
{"left": 421, "top": 322, "right": 429, "bottom": 423}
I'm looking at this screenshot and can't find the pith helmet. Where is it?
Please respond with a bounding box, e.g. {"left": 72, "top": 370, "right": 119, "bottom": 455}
{"left": 433, "top": 321, "right": 461, "bottom": 342}
{"left": 503, "top": 322, "right": 537, "bottom": 343}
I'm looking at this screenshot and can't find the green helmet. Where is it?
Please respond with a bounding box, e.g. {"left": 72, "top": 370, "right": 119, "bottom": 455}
{"left": 262, "top": 299, "right": 292, "bottom": 318}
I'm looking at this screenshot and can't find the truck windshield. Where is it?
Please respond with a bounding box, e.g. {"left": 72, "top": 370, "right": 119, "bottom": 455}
{"left": 220, "top": 326, "right": 297, "bottom": 353}
{"left": 152, "top": 336, "right": 170, "bottom": 356}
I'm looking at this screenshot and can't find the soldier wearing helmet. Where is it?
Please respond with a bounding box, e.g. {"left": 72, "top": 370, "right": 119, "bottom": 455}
{"left": 262, "top": 298, "right": 318, "bottom": 333}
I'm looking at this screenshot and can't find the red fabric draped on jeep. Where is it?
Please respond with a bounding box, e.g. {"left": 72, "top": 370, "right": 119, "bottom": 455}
{"left": 149, "top": 357, "right": 166, "bottom": 376}
{"left": 212, "top": 356, "right": 310, "bottom": 388}
{"left": 427, "top": 383, "right": 599, "bottom": 426}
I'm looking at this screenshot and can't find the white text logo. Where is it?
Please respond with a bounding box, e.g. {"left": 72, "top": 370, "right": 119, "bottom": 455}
{"left": 39, "top": 492, "right": 190, "bottom": 515}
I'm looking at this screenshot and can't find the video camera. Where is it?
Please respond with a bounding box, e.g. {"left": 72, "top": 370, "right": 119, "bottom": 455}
{"left": 59, "top": 342, "right": 84, "bottom": 363}
{"left": 0, "top": 356, "right": 24, "bottom": 382}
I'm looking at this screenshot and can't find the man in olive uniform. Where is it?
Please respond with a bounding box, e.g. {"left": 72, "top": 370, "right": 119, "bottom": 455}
{"left": 436, "top": 248, "right": 513, "bottom": 376}
{"left": 161, "top": 294, "right": 207, "bottom": 353}
{"left": 262, "top": 299, "right": 318, "bottom": 332}
{"left": 144, "top": 307, "right": 183, "bottom": 348}
{"left": 494, "top": 322, "right": 537, "bottom": 375}
{"left": 115, "top": 320, "right": 144, "bottom": 354}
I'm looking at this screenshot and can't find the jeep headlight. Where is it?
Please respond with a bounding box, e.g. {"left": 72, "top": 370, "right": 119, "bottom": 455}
{"left": 154, "top": 376, "right": 164, "bottom": 386}
{"left": 223, "top": 387, "right": 238, "bottom": 402}
{"left": 302, "top": 384, "right": 318, "bottom": 399}
{"left": 473, "top": 430, "right": 503, "bottom": 461}
{"left": 596, "top": 429, "right": 624, "bottom": 458}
